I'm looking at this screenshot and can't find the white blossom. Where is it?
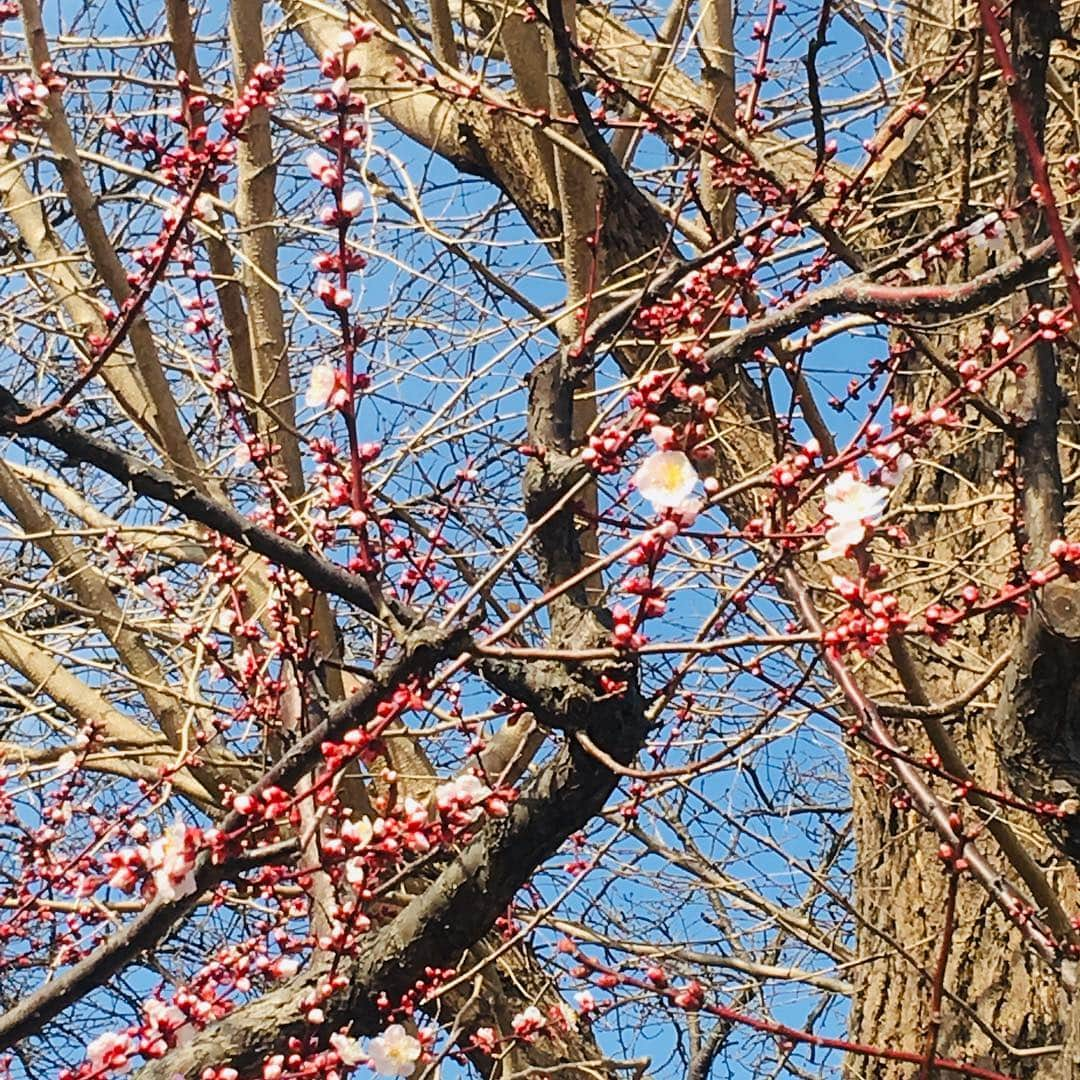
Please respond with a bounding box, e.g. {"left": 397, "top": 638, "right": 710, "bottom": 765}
{"left": 306, "top": 365, "right": 338, "bottom": 409}
{"left": 144, "top": 818, "right": 196, "bottom": 902}
{"left": 86, "top": 1031, "right": 132, "bottom": 1076}
{"left": 819, "top": 472, "right": 889, "bottom": 561}
{"left": 965, "top": 212, "right": 1010, "bottom": 256}
{"left": 341, "top": 815, "right": 374, "bottom": 847}
{"left": 818, "top": 517, "right": 869, "bottom": 562}
{"left": 879, "top": 450, "right": 914, "bottom": 488}
{"left": 330, "top": 1032, "right": 366, "bottom": 1066}
{"left": 194, "top": 193, "right": 218, "bottom": 222}
{"left": 367, "top": 1024, "right": 422, "bottom": 1077}
{"left": 435, "top": 773, "right": 492, "bottom": 823}
{"left": 54, "top": 750, "right": 78, "bottom": 775}
{"left": 633, "top": 450, "right": 700, "bottom": 510}
{"left": 340, "top": 189, "right": 364, "bottom": 216}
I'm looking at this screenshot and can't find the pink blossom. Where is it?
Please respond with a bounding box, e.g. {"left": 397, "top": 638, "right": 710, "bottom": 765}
{"left": 86, "top": 1031, "right": 133, "bottom": 1075}
{"left": 819, "top": 472, "right": 889, "bottom": 561}
{"left": 435, "top": 773, "right": 492, "bottom": 823}
{"left": 368, "top": 1024, "right": 422, "bottom": 1077}
{"left": 510, "top": 1005, "right": 545, "bottom": 1041}
{"left": 143, "top": 818, "right": 196, "bottom": 902}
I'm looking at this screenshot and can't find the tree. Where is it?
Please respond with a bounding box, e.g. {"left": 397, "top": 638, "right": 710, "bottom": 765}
{"left": 0, "top": 0, "right": 1078, "bottom": 1075}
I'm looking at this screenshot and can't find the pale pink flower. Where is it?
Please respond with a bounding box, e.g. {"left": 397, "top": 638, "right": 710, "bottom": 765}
{"left": 340, "top": 189, "right": 363, "bottom": 216}
{"left": 633, "top": 450, "right": 699, "bottom": 510}
{"left": 194, "top": 193, "right": 218, "bottom": 222}
{"left": 471, "top": 1026, "right": 498, "bottom": 1053}
{"left": 54, "top": 750, "right": 78, "bottom": 775}
{"left": 344, "top": 857, "right": 366, "bottom": 888}
{"left": 819, "top": 472, "right": 889, "bottom": 561}
{"left": 341, "top": 815, "right": 374, "bottom": 846}
{"left": 511, "top": 1005, "right": 545, "bottom": 1040}
{"left": 141, "top": 998, "right": 191, "bottom": 1056}
{"left": 306, "top": 365, "right": 338, "bottom": 409}
{"left": 330, "top": 1032, "right": 366, "bottom": 1066}
{"left": 878, "top": 450, "right": 913, "bottom": 488}
{"left": 649, "top": 424, "right": 676, "bottom": 449}
{"left": 435, "top": 773, "right": 491, "bottom": 823}
{"left": 86, "top": 1031, "right": 132, "bottom": 1075}
{"left": 819, "top": 518, "right": 868, "bottom": 562}
{"left": 144, "top": 818, "right": 196, "bottom": 902}
{"left": 368, "top": 1024, "right": 422, "bottom": 1077}
{"left": 966, "top": 213, "right": 1010, "bottom": 256}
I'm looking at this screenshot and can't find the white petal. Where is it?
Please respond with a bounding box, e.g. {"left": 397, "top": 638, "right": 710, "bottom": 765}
{"left": 306, "top": 365, "right": 336, "bottom": 409}
{"left": 633, "top": 450, "right": 700, "bottom": 510}
{"left": 818, "top": 519, "right": 866, "bottom": 561}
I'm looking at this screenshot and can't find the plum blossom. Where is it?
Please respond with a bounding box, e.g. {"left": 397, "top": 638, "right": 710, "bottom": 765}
{"left": 819, "top": 472, "right": 889, "bottom": 561}
{"left": 330, "top": 1032, "right": 366, "bottom": 1067}
{"left": 633, "top": 450, "right": 700, "bottom": 510}
{"left": 649, "top": 424, "right": 676, "bottom": 449}
{"left": 344, "top": 857, "right": 366, "bottom": 888}
{"left": 144, "top": 818, "right": 196, "bottom": 902}
{"left": 306, "top": 364, "right": 346, "bottom": 410}
{"left": 86, "top": 1031, "right": 133, "bottom": 1075}
{"left": 471, "top": 1026, "right": 498, "bottom": 1053}
{"left": 435, "top": 773, "right": 492, "bottom": 823}
{"left": 340, "top": 189, "right": 364, "bottom": 217}
{"left": 510, "top": 1005, "right": 545, "bottom": 1041}
{"left": 341, "top": 815, "right": 374, "bottom": 846}
{"left": 54, "top": 749, "right": 78, "bottom": 775}
{"left": 194, "top": 193, "right": 218, "bottom": 222}
{"left": 141, "top": 998, "right": 191, "bottom": 1057}
{"left": 367, "top": 1024, "right": 422, "bottom": 1077}
{"left": 965, "top": 212, "right": 1010, "bottom": 256}
{"left": 878, "top": 449, "right": 914, "bottom": 488}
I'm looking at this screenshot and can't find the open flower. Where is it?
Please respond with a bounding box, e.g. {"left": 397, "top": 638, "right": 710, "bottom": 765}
{"left": 86, "top": 1031, "right": 133, "bottom": 1076}
{"left": 633, "top": 450, "right": 699, "bottom": 510}
{"left": 144, "top": 818, "right": 196, "bottom": 902}
{"left": 141, "top": 998, "right": 192, "bottom": 1057}
{"left": 330, "top": 1032, "right": 366, "bottom": 1067}
{"left": 435, "top": 773, "right": 492, "bottom": 823}
{"left": 510, "top": 1005, "right": 545, "bottom": 1041}
{"left": 306, "top": 364, "right": 346, "bottom": 410}
{"left": 878, "top": 449, "right": 913, "bottom": 488}
{"left": 368, "top": 1024, "right": 422, "bottom": 1077}
{"left": 965, "top": 212, "right": 1010, "bottom": 257}
{"left": 819, "top": 472, "right": 889, "bottom": 561}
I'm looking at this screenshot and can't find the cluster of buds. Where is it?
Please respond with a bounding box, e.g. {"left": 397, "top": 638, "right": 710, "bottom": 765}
{"left": 611, "top": 604, "right": 647, "bottom": 650}
{"left": 632, "top": 258, "right": 748, "bottom": 344}
{"left": 771, "top": 438, "right": 821, "bottom": 493}
{"left": 582, "top": 424, "right": 633, "bottom": 474}
{"left": 623, "top": 575, "right": 667, "bottom": 620}
{"left": 823, "top": 574, "right": 909, "bottom": 655}
{"left": 230, "top": 785, "right": 293, "bottom": 825}
{"left": 222, "top": 62, "right": 285, "bottom": 134}
{"left": 1050, "top": 538, "right": 1080, "bottom": 578}
{"left": 308, "top": 28, "right": 371, "bottom": 320}
{"left": 2, "top": 63, "right": 64, "bottom": 138}
{"left": 433, "top": 772, "right": 511, "bottom": 826}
